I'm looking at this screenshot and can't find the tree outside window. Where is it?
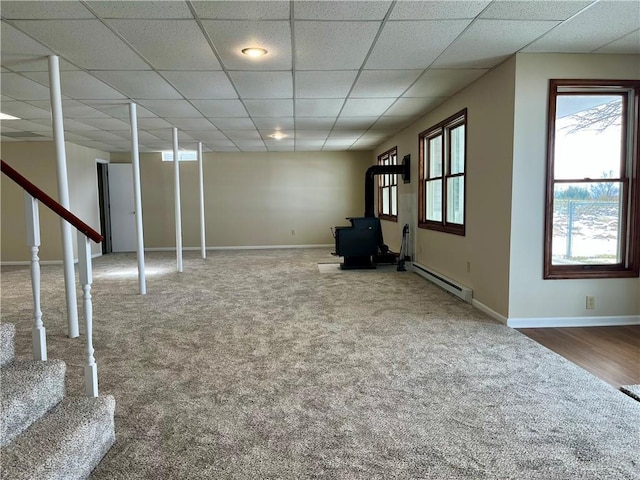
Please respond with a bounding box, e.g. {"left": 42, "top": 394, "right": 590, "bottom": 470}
{"left": 377, "top": 147, "right": 398, "bottom": 221}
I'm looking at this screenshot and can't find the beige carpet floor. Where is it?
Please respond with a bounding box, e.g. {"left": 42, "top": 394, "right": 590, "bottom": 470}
{"left": 2, "top": 249, "right": 639, "bottom": 479}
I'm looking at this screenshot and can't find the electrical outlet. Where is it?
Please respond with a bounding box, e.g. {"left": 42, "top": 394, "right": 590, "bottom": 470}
{"left": 586, "top": 296, "right": 595, "bottom": 310}
{"left": 291, "top": 229, "right": 296, "bottom": 236}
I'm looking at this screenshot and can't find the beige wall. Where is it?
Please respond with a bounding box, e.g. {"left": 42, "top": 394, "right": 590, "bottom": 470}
{"left": 112, "top": 150, "right": 372, "bottom": 249}
{"left": 374, "top": 57, "right": 517, "bottom": 318}
{"left": 509, "top": 53, "right": 640, "bottom": 320}
{"left": 1, "top": 141, "right": 107, "bottom": 262}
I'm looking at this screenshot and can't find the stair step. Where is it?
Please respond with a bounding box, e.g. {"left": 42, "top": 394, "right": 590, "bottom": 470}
{"left": 0, "top": 323, "right": 15, "bottom": 367}
{"left": 0, "top": 396, "right": 116, "bottom": 480}
{"left": 1, "top": 359, "right": 66, "bottom": 447}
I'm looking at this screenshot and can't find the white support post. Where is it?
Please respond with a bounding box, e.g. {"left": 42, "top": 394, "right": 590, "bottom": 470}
{"left": 77, "top": 231, "right": 98, "bottom": 397}
{"left": 48, "top": 55, "right": 79, "bottom": 338}
{"left": 24, "top": 193, "right": 47, "bottom": 361}
{"left": 197, "top": 142, "right": 206, "bottom": 259}
{"left": 173, "top": 127, "right": 183, "bottom": 272}
{"left": 129, "top": 103, "right": 147, "bottom": 294}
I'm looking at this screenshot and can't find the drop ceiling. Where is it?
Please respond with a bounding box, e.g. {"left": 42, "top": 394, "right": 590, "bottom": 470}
{"left": 1, "top": 0, "right": 638, "bottom": 153}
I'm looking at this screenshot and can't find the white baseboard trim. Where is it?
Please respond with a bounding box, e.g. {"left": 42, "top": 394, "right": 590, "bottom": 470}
{"left": 144, "top": 244, "right": 333, "bottom": 252}
{"left": 472, "top": 299, "right": 509, "bottom": 325}
{"left": 507, "top": 315, "right": 640, "bottom": 328}
{"left": 2, "top": 252, "right": 102, "bottom": 266}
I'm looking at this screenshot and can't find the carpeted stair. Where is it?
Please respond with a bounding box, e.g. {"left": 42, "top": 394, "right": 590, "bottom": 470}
{"left": 0, "top": 322, "right": 115, "bottom": 479}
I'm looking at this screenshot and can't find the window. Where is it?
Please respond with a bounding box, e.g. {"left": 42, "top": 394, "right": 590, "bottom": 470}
{"left": 544, "top": 80, "right": 639, "bottom": 279}
{"left": 377, "top": 146, "right": 398, "bottom": 221}
{"left": 418, "top": 109, "right": 466, "bottom": 235}
{"left": 162, "top": 150, "right": 197, "bottom": 162}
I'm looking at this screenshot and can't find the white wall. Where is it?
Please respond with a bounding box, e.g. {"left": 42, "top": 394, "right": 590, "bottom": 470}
{"left": 508, "top": 53, "right": 640, "bottom": 322}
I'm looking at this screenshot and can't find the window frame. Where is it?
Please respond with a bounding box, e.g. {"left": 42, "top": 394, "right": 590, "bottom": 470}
{"left": 377, "top": 146, "right": 398, "bottom": 222}
{"left": 418, "top": 108, "right": 467, "bottom": 236}
{"left": 544, "top": 79, "right": 640, "bottom": 279}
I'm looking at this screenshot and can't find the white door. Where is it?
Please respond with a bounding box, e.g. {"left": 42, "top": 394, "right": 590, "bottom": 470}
{"left": 108, "top": 164, "right": 136, "bottom": 252}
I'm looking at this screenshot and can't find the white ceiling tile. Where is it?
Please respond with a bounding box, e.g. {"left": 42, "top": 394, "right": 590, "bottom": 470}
{"left": 434, "top": 19, "right": 560, "bottom": 68}
{"left": 0, "top": 119, "right": 51, "bottom": 132}
{"left": 524, "top": 1, "right": 640, "bottom": 53}
{"left": 294, "top": 1, "right": 391, "bottom": 20}
{"left": 294, "top": 130, "right": 330, "bottom": 139}
{"left": 12, "top": 20, "right": 150, "bottom": 70}
{"left": 182, "top": 130, "right": 227, "bottom": 141}
{"left": 235, "top": 141, "right": 267, "bottom": 152}
{"left": 295, "top": 117, "right": 337, "bottom": 129}
{"left": 87, "top": 1, "right": 194, "bottom": 18}
{"left": 385, "top": 97, "right": 447, "bottom": 116}
{"left": 209, "top": 118, "right": 255, "bottom": 129}
{"left": 127, "top": 131, "right": 163, "bottom": 143}
{"left": 323, "top": 138, "right": 356, "bottom": 148}
{"left": 252, "top": 117, "right": 294, "bottom": 129}
{"left": 1, "top": 23, "right": 55, "bottom": 71}
{"left": 244, "top": 99, "right": 293, "bottom": 117}
{"left": 203, "top": 139, "right": 237, "bottom": 148}
{"left": 264, "top": 139, "right": 294, "bottom": 147}
{"left": 1, "top": 101, "right": 50, "bottom": 119}
{"left": 223, "top": 130, "right": 262, "bottom": 140}
{"left": 334, "top": 116, "right": 378, "bottom": 129}
{"left": 351, "top": 139, "right": 381, "bottom": 148}
{"left": 374, "top": 116, "right": 418, "bottom": 129}
{"left": 594, "top": 29, "right": 640, "bottom": 54}
{"left": 295, "top": 139, "right": 327, "bottom": 148}
{"left": 340, "top": 98, "right": 396, "bottom": 116}
{"left": 107, "top": 19, "right": 221, "bottom": 70}
{"left": 295, "top": 70, "right": 358, "bottom": 98}
{"left": 358, "top": 130, "right": 392, "bottom": 141}
{"left": 192, "top": 1, "right": 290, "bottom": 20}
{"left": 57, "top": 118, "right": 99, "bottom": 131}
{"left": 351, "top": 70, "right": 422, "bottom": 97}
{"left": 295, "top": 21, "right": 380, "bottom": 70}
{"left": 480, "top": 1, "right": 593, "bottom": 21}
{"left": 144, "top": 129, "right": 194, "bottom": 142}
{"left": 259, "top": 129, "right": 294, "bottom": 139}
{"left": 390, "top": 1, "right": 490, "bottom": 20}
{"left": 164, "top": 117, "right": 216, "bottom": 130}
{"left": 92, "top": 103, "right": 157, "bottom": 118}
{"left": 0, "top": 72, "right": 53, "bottom": 100}
{"left": 137, "top": 117, "right": 173, "bottom": 130}
{"left": 78, "top": 117, "right": 131, "bottom": 130}
{"left": 191, "top": 99, "right": 247, "bottom": 117}
{"left": 366, "top": 20, "right": 472, "bottom": 69}
{"left": 160, "top": 71, "right": 237, "bottom": 99}
{"left": 138, "top": 100, "right": 203, "bottom": 118}
{"left": 91, "top": 71, "right": 182, "bottom": 100}
{"left": 73, "top": 130, "right": 126, "bottom": 142}
{"left": 404, "top": 69, "right": 488, "bottom": 97}
{"left": 23, "top": 70, "right": 126, "bottom": 100}
{"left": 0, "top": 136, "right": 19, "bottom": 142}
{"left": 328, "top": 130, "right": 365, "bottom": 140}
{"left": 295, "top": 99, "right": 343, "bottom": 116}
{"left": 201, "top": 21, "right": 291, "bottom": 70}
{"left": 229, "top": 71, "right": 292, "bottom": 99}
{"left": 1, "top": 1, "right": 94, "bottom": 19}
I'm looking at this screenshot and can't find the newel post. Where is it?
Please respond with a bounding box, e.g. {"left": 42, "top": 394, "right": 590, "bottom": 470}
{"left": 24, "top": 193, "right": 46, "bottom": 361}
{"left": 77, "top": 231, "right": 98, "bottom": 397}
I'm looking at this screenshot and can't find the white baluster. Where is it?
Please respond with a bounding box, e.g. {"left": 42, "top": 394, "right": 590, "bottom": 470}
{"left": 77, "top": 231, "right": 98, "bottom": 397}
{"left": 24, "top": 193, "right": 46, "bottom": 361}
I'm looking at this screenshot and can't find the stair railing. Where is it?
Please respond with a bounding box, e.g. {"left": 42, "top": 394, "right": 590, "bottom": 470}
{"left": 1, "top": 159, "right": 103, "bottom": 397}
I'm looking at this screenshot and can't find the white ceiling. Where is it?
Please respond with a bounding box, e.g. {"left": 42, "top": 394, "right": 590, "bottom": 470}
{"left": 1, "top": 0, "right": 639, "bottom": 153}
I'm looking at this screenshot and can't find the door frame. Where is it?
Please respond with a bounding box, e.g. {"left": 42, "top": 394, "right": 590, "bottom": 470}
{"left": 96, "top": 159, "right": 112, "bottom": 254}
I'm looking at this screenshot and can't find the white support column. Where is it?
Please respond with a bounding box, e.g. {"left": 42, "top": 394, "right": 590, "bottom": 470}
{"left": 129, "top": 103, "right": 147, "bottom": 294}
{"left": 77, "top": 231, "right": 98, "bottom": 397}
{"left": 173, "top": 127, "right": 183, "bottom": 272}
{"left": 197, "top": 142, "right": 206, "bottom": 259}
{"left": 48, "top": 55, "right": 79, "bottom": 339}
{"left": 24, "top": 193, "right": 46, "bottom": 361}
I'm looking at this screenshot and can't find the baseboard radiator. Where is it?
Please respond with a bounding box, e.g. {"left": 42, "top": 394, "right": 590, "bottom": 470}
{"left": 412, "top": 262, "right": 473, "bottom": 303}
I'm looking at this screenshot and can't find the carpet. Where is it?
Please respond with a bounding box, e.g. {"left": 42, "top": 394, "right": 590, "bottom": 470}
{"left": 2, "top": 249, "right": 639, "bottom": 479}
{"left": 621, "top": 385, "right": 640, "bottom": 401}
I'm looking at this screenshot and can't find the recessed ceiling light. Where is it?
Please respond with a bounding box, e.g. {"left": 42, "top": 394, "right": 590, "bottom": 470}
{"left": 0, "top": 112, "right": 21, "bottom": 120}
{"left": 270, "top": 132, "right": 286, "bottom": 140}
{"left": 241, "top": 47, "right": 268, "bottom": 58}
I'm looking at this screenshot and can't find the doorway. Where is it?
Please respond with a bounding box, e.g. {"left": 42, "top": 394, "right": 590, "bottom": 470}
{"left": 96, "top": 161, "right": 112, "bottom": 254}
